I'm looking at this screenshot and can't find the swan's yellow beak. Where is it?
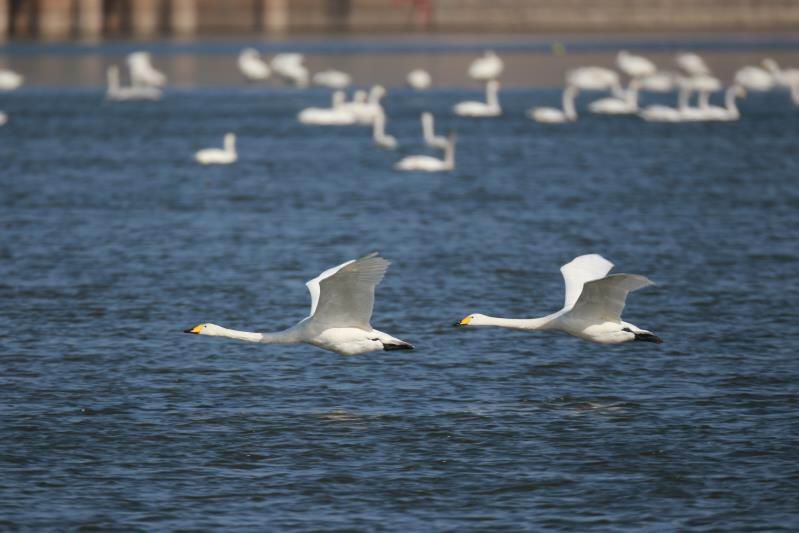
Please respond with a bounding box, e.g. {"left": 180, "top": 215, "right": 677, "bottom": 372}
{"left": 184, "top": 324, "right": 203, "bottom": 334}
{"left": 454, "top": 316, "right": 472, "bottom": 327}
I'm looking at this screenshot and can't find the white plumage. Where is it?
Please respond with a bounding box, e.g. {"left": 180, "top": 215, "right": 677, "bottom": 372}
{"left": 195, "top": 133, "right": 237, "bottom": 165}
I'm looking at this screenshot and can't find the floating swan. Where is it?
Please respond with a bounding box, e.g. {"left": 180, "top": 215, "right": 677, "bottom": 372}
{"left": 455, "top": 254, "right": 661, "bottom": 345}
{"left": 453, "top": 80, "right": 501, "bottom": 117}
{"left": 184, "top": 252, "right": 413, "bottom": 356}
{"left": 395, "top": 134, "right": 455, "bottom": 172}
{"left": 0, "top": 69, "right": 23, "bottom": 91}
{"left": 638, "top": 84, "right": 693, "bottom": 122}
{"left": 238, "top": 48, "right": 270, "bottom": 81}
{"left": 529, "top": 85, "right": 579, "bottom": 123}
{"left": 195, "top": 133, "right": 237, "bottom": 165}
{"left": 298, "top": 90, "right": 356, "bottom": 125}
{"left": 421, "top": 112, "right": 448, "bottom": 149}
{"left": 106, "top": 65, "right": 162, "bottom": 101}
{"left": 617, "top": 51, "right": 657, "bottom": 78}
{"left": 313, "top": 69, "right": 351, "bottom": 89}
{"left": 407, "top": 69, "right": 431, "bottom": 90}
{"left": 468, "top": 50, "right": 503, "bottom": 81}
{"left": 349, "top": 85, "right": 386, "bottom": 124}
{"left": 676, "top": 52, "right": 711, "bottom": 76}
{"left": 589, "top": 78, "right": 641, "bottom": 115}
{"left": 701, "top": 85, "right": 746, "bottom": 122}
{"left": 271, "top": 53, "right": 309, "bottom": 87}
{"left": 127, "top": 51, "right": 166, "bottom": 88}
{"left": 734, "top": 66, "right": 775, "bottom": 92}
{"left": 372, "top": 108, "right": 397, "bottom": 149}
{"left": 566, "top": 67, "right": 624, "bottom": 98}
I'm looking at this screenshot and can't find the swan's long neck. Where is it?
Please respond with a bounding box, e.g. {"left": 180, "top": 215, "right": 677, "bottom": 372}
{"left": 791, "top": 83, "right": 799, "bottom": 105}
{"left": 677, "top": 86, "right": 691, "bottom": 110}
{"left": 626, "top": 79, "right": 640, "bottom": 108}
{"left": 475, "top": 315, "right": 554, "bottom": 331}
{"left": 724, "top": 85, "right": 740, "bottom": 114}
{"left": 422, "top": 113, "right": 435, "bottom": 143}
{"left": 698, "top": 90, "right": 711, "bottom": 109}
{"left": 486, "top": 82, "right": 499, "bottom": 108}
{"left": 563, "top": 86, "right": 578, "bottom": 120}
{"left": 444, "top": 139, "right": 455, "bottom": 169}
{"left": 373, "top": 110, "right": 387, "bottom": 141}
{"left": 224, "top": 136, "right": 236, "bottom": 154}
{"left": 213, "top": 326, "right": 298, "bottom": 344}
{"left": 332, "top": 90, "right": 345, "bottom": 108}
{"left": 107, "top": 66, "right": 120, "bottom": 92}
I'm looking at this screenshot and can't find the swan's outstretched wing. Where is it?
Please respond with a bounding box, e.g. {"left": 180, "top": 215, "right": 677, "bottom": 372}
{"left": 560, "top": 254, "right": 615, "bottom": 310}
{"left": 307, "top": 252, "right": 390, "bottom": 330}
{"left": 568, "top": 274, "right": 653, "bottom": 323}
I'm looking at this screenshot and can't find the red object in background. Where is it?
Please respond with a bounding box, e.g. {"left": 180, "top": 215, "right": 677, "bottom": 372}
{"left": 394, "top": 0, "right": 432, "bottom": 29}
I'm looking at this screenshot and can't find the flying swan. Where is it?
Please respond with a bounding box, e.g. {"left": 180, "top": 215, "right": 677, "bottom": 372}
{"left": 455, "top": 254, "right": 662, "bottom": 345}
{"left": 184, "top": 253, "right": 413, "bottom": 355}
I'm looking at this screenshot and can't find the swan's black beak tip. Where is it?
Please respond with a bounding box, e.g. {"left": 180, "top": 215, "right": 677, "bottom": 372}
{"left": 184, "top": 328, "right": 197, "bottom": 334}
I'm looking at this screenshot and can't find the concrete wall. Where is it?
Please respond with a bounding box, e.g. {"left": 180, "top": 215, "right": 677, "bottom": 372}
{"left": 4, "top": 0, "right": 799, "bottom": 39}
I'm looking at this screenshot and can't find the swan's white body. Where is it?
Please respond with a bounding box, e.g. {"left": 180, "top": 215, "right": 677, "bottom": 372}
{"left": 106, "top": 66, "right": 162, "bottom": 101}
{"left": 238, "top": 48, "right": 270, "bottom": 81}
{"left": 421, "top": 112, "right": 448, "bottom": 149}
{"left": 566, "top": 67, "right": 624, "bottom": 97}
{"left": 185, "top": 253, "right": 413, "bottom": 356}
{"left": 676, "top": 53, "right": 711, "bottom": 76}
{"left": 456, "top": 254, "right": 661, "bottom": 345}
{"left": 453, "top": 80, "right": 501, "bottom": 117}
{"left": 271, "top": 53, "right": 309, "bottom": 87}
{"left": 734, "top": 66, "right": 774, "bottom": 92}
{"left": 530, "top": 85, "right": 579, "bottom": 123}
{"left": 347, "top": 85, "right": 386, "bottom": 124}
{"left": 617, "top": 51, "right": 657, "bottom": 78}
{"left": 407, "top": 69, "right": 431, "bottom": 90}
{"left": 395, "top": 136, "right": 455, "bottom": 172}
{"left": 700, "top": 85, "right": 746, "bottom": 122}
{"left": 195, "top": 133, "right": 237, "bottom": 165}
{"left": 127, "top": 52, "right": 166, "bottom": 88}
{"left": 468, "top": 51, "right": 503, "bottom": 81}
{"left": 313, "top": 70, "right": 351, "bottom": 89}
{"left": 373, "top": 108, "right": 397, "bottom": 149}
{"left": 298, "top": 91, "right": 356, "bottom": 125}
{"left": 589, "top": 79, "right": 640, "bottom": 114}
{"left": 0, "top": 70, "right": 23, "bottom": 91}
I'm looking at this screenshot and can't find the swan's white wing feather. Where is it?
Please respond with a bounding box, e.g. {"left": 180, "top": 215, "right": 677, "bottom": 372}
{"left": 560, "top": 254, "right": 615, "bottom": 310}
{"left": 306, "top": 259, "right": 355, "bottom": 317}
{"left": 309, "top": 252, "right": 390, "bottom": 330}
{"left": 569, "top": 274, "right": 653, "bottom": 322}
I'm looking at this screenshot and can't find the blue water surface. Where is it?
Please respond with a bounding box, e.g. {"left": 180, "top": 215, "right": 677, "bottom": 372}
{"left": 1, "top": 83, "right": 798, "bottom": 530}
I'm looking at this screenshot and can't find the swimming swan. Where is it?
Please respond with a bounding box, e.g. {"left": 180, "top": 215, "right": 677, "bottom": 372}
{"left": 395, "top": 134, "right": 455, "bottom": 172}
{"left": 0, "top": 69, "right": 23, "bottom": 91}
{"left": 453, "top": 80, "right": 501, "bottom": 117}
{"left": 421, "top": 112, "right": 448, "bottom": 149}
{"left": 373, "top": 108, "right": 397, "bottom": 149}
{"left": 455, "top": 254, "right": 661, "bottom": 345}
{"left": 701, "top": 84, "right": 746, "bottom": 122}
{"left": 589, "top": 79, "right": 641, "bottom": 115}
{"left": 184, "top": 253, "right": 413, "bottom": 356}
{"left": 530, "top": 85, "right": 579, "bottom": 123}
{"left": 238, "top": 48, "right": 270, "bottom": 81}
{"left": 106, "top": 66, "right": 162, "bottom": 101}
{"left": 127, "top": 51, "right": 166, "bottom": 88}
{"left": 195, "top": 133, "right": 237, "bottom": 165}
{"left": 298, "top": 91, "right": 356, "bottom": 125}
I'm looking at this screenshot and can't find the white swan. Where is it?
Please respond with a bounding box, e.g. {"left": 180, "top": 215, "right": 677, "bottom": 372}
{"left": 455, "top": 254, "right": 661, "bottom": 345}
{"left": 529, "top": 85, "right": 579, "bottom": 123}
{"left": 127, "top": 51, "right": 166, "bottom": 88}
{"left": 313, "top": 69, "right": 351, "bottom": 89}
{"left": 195, "top": 133, "right": 237, "bottom": 165}
{"left": 0, "top": 69, "right": 23, "bottom": 91}
{"left": 184, "top": 252, "right": 413, "bottom": 356}
{"left": 395, "top": 135, "right": 455, "bottom": 172}
{"left": 106, "top": 66, "right": 162, "bottom": 101}
{"left": 468, "top": 50, "right": 503, "bottom": 81}
{"left": 589, "top": 79, "right": 641, "bottom": 115}
{"left": 271, "top": 53, "right": 309, "bottom": 88}
{"left": 453, "top": 80, "right": 501, "bottom": 117}
{"left": 617, "top": 51, "right": 657, "bottom": 78}
{"left": 407, "top": 69, "right": 431, "bottom": 90}
{"left": 348, "top": 85, "right": 386, "bottom": 124}
{"left": 238, "top": 48, "right": 270, "bottom": 81}
{"left": 701, "top": 85, "right": 746, "bottom": 122}
{"left": 421, "top": 112, "right": 448, "bottom": 149}
{"left": 762, "top": 58, "right": 799, "bottom": 104}
{"left": 298, "top": 91, "right": 356, "bottom": 125}
{"left": 372, "top": 108, "right": 397, "bottom": 149}
{"left": 566, "top": 67, "right": 624, "bottom": 97}
{"left": 734, "top": 66, "right": 775, "bottom": 92}
{"left": 676, "top": 52, "right": 711, "bottom": 76}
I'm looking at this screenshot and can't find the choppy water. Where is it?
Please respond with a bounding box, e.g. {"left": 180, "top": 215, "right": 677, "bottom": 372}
{"left": 2, "top": 78, "right": 799, "bottom": 529}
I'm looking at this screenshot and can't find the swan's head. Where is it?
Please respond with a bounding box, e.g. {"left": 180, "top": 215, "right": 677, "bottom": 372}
{"left": 762, "top": 58, "right": 779, "bottom": 73}
{"left": 454, "top": 313, "right": 490, "bottom": 327}
{"left": 184, "top": 323, "right": 223, "bottom": 336}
